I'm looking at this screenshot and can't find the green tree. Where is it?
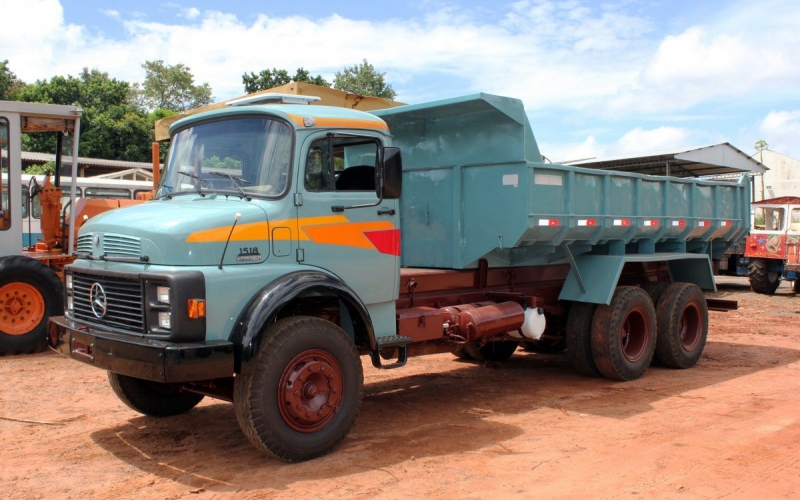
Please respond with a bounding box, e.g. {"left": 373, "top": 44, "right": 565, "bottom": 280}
{"left": 134, "top": 60, "right": 213, "bottom": 112}
{"left": 333, "top": 59, "right": 396, "bottom": 100}
{"left": 24, "top": 160, "right": 56, "bottom": 175}
{"left": 0, "top": 60, "right": 25, "bottom": 100}
{"left": 755, "top": 140, "right": 769, "bottom": 151}
{"left": 16, "top": 68, "right": 154, "bottom": 162}
{"left": 242, "top": 67, "right": 330, "bottom": 94}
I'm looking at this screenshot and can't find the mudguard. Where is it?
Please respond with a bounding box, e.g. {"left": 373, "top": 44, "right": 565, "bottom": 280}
{"left": 230, "top": 271, "right": 375, "bottom": 374}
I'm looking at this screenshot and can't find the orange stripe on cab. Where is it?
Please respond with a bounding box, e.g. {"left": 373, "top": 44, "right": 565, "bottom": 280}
{"left": 186, "top": 221, "right": 269, "bottom": 243}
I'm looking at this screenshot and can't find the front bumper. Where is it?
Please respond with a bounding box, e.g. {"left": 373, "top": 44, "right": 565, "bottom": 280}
{"left": 48, "top": 316, "right": 235, "bottom": 383}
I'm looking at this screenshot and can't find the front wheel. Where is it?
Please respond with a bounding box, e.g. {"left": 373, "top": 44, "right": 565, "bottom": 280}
{"left": 234, "top": 316, "right": 363, "bottom": 462}
{"left": 591, "top": 287, "right": 657, "bottom": 381}
{"left": 108, "top": 372, "right": 204, "bottom": 417}
{"left": 748, "top": 258, "right": 781, "bottom": 294}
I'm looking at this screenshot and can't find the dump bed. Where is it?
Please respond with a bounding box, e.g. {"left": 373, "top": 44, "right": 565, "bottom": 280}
{"left": 372, "top": 94, "right": 750, "bottom": 270}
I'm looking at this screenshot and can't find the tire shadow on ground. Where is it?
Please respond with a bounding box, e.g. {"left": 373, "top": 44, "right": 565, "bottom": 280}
{"left": 88, "top": 340, "right": 799, "bottom": 492}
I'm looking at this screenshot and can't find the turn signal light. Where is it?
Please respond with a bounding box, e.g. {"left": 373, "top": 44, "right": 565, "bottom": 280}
{"left": 188, "top": 299, "right": 206, "bottom": 319}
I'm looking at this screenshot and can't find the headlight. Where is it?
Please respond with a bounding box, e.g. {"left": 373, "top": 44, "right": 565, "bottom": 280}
{"left": 158, "top": 311, "right": 171, "bottom": 329}
{"left": 66, "top": 295, "right": 73, "bottom": 312}
{"left": 65, "top": 274, "right": 73, "bottom": 290}
{"left": 156, "top": 286, "right": 170, "bottom": 304}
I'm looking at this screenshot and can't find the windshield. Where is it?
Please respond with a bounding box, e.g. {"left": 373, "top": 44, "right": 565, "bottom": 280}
{"left": 159, "top": 116, "right": 293, "bottom": 198}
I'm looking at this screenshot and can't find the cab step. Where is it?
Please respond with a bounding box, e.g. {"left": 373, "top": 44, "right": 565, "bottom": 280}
{"left": 369, "top": 335, "right": 413, "bottom": 369}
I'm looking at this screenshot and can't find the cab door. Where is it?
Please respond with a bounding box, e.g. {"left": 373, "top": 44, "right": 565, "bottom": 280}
{"left": 295, "top": 131, "right": 400, "bottom": 306}
{"left": 787, "top": 206, "right": 800, "bottom": 266}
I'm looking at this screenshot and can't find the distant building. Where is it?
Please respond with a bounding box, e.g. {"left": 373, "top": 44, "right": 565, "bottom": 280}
{"left": 752, "top": 149, "right": 800, "bottom": 201}
{"left": 21, "top": 151, "right": 156, "bottom": 179}
{"left": 561, "top": 143, "right": 766, "bottom": 178}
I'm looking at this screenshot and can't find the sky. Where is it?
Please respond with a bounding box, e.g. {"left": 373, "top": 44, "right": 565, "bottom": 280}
{"left": 2, "top": 0, "right": 799, "bottom": 162}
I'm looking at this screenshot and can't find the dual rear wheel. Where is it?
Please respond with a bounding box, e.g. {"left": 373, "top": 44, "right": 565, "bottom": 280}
{"left": 567, "top": 283, "right": 708, "bottom": 380}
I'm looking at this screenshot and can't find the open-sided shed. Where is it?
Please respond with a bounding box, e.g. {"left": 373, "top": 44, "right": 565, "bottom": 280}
{"left": 562, "top": 143, "right": 766, "bottom": 178}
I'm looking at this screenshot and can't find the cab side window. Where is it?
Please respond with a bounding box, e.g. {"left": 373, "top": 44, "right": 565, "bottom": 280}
{"left": 753, "top": 207, "right": 785, "bottom": 231}
{"left": 304, "top": 136, "right": 378, "bottom": 192}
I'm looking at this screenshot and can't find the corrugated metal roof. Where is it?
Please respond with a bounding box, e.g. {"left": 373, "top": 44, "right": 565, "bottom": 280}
{"left": 21, "top": 151, "right": 157, "bottom": 171}
{"left": 561, "top": 143, "right": 766, "bottom": 178}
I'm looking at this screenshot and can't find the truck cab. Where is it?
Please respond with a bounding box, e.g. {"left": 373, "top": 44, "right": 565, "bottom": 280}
{"left": 744, "top": 197, "right": 800, "bottom": 293}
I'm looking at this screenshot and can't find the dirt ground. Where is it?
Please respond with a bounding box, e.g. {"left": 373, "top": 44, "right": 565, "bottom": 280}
{"left": 2, "top": 276, "right": 800, "bottom": 500}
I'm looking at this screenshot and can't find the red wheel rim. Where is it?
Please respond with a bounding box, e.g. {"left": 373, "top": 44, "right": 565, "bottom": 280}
{"left": 0, "top": 282, "right": 46, "bottom": 336}
{"left": 620, "top": 307, "right": 649, "bottom": 362}
{"left": 278, "top": 349, "right": 344, "bottom": 433}
{"left": 679, "top": 302, "right": 702, "bottom": 351}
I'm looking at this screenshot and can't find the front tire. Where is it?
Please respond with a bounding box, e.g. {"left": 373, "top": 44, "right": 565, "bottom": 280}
{"left": 108, "top": 372, "right": 204, "bottom": 417}
{"left": 591, "top": 287, "right": 657, "bottom": 381}
{"left": 234, "top": 316, "right": 363, "bottom": 462}
{"left": 0, "top": 255, "right": 63, "bottom": 355}
{"left": 748, "top": 258, "right": 780, "bottom": 294}
{"left": 655, "top": 283, "right": 708, "bottom": 368}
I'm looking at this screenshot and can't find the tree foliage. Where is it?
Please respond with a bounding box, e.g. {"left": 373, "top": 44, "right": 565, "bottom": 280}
{"left": 16, "top": 68, "right": 154, "bottom": 162}
{"left": 333, "top": 59, "right": 396, "bottom": 100}
{"left": 24, "top": 160, "right": 56, "bottom": 175}
{"left": 242, "top": 67, "right": 330, "bottom": 94}
{"left": 134, "top": 60, "right": 213, "bottom": 112}
{"left": 755, "top": 140, "right": 769, "bottom": 151}
{"left": 0, "top": 60, "right": 25, "bottom": 100}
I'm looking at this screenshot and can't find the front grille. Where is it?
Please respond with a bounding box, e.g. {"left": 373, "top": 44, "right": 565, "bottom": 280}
{"left": 103, "top": 234, "right": 142, "bottom": 258}
{"left": 71, "top": 272, "right": 144, "bottom": 333}
{"left": 76, "top": 234, "right": 93, "bottom": 255}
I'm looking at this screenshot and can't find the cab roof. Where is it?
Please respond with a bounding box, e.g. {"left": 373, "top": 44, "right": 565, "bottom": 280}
{"left": 168, "top": 102, "right": 389, "bottom": 137}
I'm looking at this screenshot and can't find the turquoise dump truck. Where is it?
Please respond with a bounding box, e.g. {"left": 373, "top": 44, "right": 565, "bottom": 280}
{"left": 49, "top": 93, "right": 749, "bottom": 462}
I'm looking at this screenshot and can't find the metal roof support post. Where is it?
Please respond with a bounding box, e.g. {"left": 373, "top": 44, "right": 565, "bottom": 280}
{"left": 68, "top": 115, "right": 81, "bottom": 255}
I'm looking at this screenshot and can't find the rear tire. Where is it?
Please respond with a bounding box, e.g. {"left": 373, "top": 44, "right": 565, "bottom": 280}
{"left": 655, "top": 283, "right": 708, "bottom": 368}
{"left": 0, "top": 255, "right": 63, "bottom": 355}
{"left": 748, "top": 258, "right": 780, "bottom": 294}
{"left": 641, "top": 281, "right": 669, "bottom": 305}
{"left": 108, "top": 372, "right": 204, "bottom": 417}
{"left": 233, "top": 316, "right": 363, "bottom": 462}
{"left": 591, "top": 287, "right": 657, "bottom": 381}
{"left": 565, "top": 302, "right": 600, "bottom": 377}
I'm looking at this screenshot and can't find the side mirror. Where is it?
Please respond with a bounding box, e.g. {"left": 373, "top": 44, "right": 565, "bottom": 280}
{"left": 376, "top": 147, "right": 402, "bottom": 200}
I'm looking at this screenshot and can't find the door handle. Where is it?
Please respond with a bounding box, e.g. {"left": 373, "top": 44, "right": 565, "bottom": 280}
{"left": 377, "top": 207, "right": 396, "bottom": 216}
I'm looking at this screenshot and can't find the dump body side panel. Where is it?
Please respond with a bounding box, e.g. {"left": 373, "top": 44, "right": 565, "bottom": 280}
{"left": 374, "top": 94, "right": 750, "bottom": 271}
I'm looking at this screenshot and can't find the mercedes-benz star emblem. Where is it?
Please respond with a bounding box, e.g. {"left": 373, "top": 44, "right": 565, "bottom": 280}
{"left": 89, "top": 283, "right": 108, "bottom": 319}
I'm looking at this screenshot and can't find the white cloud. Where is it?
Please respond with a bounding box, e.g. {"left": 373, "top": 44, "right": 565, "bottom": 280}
{"left": 180, "top": 7, "right": 201, "bottom": 20}
{"left": 5, "top": 0, "right": 798, "bottom": 115}
{"left": 613, "top": 127, "right": 691, "bottom": 155}
{"left": 760, "top": 110, "right": 800, "bottom": 159}
{"left": 545, "top": 135, "right": 605, "bottom": 164}
{"left": 3, "top": 0, "right": 799, "bottom": 159}
{"left": 548, "top": 126, "right": 694, "bottom": 163}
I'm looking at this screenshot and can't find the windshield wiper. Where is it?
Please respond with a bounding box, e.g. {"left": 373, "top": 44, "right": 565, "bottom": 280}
{"left": 178, "top": 171, "right": 207, "bottom": 196}
{"left": 159, "top": 184, "right": 174, "bottom": 199}
{"left": 209, "top": 171, "right": 251, "bottom": 200}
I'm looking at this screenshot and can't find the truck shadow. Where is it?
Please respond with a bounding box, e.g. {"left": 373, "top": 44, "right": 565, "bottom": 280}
{"left": 89, "top": 340, "right": 800, "bottom": 493}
